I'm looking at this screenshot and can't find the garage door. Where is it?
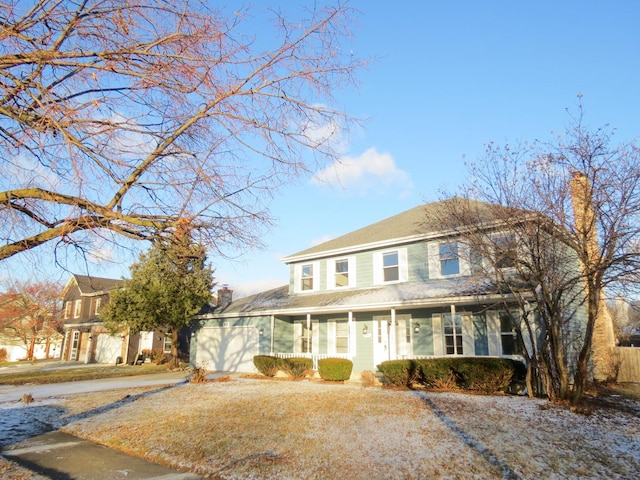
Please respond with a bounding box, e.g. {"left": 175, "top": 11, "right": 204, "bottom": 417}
{"left": 95, "top": 333, "right": 123, "bottom": 364}
{"left": 196, "top": 326, "right": 259, "bottom": 372}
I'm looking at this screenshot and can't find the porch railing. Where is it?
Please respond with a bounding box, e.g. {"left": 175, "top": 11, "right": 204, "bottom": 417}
{"left": 274, "top": 352, "right": 353, "bottom": 371}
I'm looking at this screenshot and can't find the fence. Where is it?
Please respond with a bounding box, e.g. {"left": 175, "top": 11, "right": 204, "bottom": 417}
{"left": 613, "top": 347, "right": 640, "bottom": 383}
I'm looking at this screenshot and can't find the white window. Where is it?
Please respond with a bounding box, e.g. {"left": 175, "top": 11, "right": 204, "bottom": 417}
{"left": 92, "top": 297, "right": 102, "bottom": 316}
{"left": 70, "top": 331, "right": 80, "bottom": 360}
{"left": 74, "top": 299, "right": 82, "bottom": 318}
{"left": 327, "top": 257, "right": 356, "bottom": 289}
{"left": 440, "top": 242, "right": 460, "bottom": 276}
{"left": 500, "top": 312, "right": 522, "bottom": 355}
{"left": 443, "top": 313, "right": 464, "bottom": 355}
{"left": 294, "top": 320, "right": 319, "bottom": 353}
{"left": 494, "top": 234, "right": 517, "bottom": 269}
{"left": 373, "top": 248, "right": 408, "bottom": 285}
{"left": 64, "top": 301, "right": 72, "bottom": 319}
{"left": 328, "top": 318, "right": 350, "bottom": 354}
{"left": 163, "top": 333, "right": 172, "bottom": 353}
{"left": 383, "top": 251, "right": 399, "bottom": 281}
{"left": 294, "top": 262, "right": 320, "bottom": 293}
{"left": 335, "top": 260, "right": 349, "bottom": 287}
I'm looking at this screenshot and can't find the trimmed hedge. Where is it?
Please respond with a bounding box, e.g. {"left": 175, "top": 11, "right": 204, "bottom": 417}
{"left": 253, "top": 355, "right": 283, "bottom": 377}
{"left": 377, "top": 357, "right": 526, "bottom": 393}
{"left": 281, "top": 357, "right": 313, "bottom": 379}
{"left": 318, "top": 358, "right": 353, "bottom": 381}
{"left": 253, "top": 355, "right": 314, "bottom": 379}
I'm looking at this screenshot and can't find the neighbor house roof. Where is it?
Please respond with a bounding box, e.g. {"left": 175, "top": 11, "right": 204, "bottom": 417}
{"left": 206, "top": 276, "right": 510, "bottom": 318}
{"left": 282, "top": 198, "right": 520, "bottom": 263}
{"left": 62, "top": 274, "right": 122, "bottom": 297}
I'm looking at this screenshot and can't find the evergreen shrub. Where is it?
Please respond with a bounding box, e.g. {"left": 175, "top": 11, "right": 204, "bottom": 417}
{"left": 378, "top": 357, "right": 525, "bottom": 393}
{"left": 318, "top": 358, "right": 353, "bottom": 381}
{"left": 281, "top": 357, "right": 313, "bottom": 379}
{"left": 253, "top": 355, "right": 283, "bottom": 376}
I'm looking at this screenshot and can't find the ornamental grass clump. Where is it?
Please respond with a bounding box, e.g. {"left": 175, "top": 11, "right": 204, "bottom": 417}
{"left": 318, "top": 358, "right": 353, "bottom": 381}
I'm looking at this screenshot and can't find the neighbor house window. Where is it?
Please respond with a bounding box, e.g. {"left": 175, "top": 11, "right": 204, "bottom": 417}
{"left": 92, "top": 297, "right": 102, "bottom": 316}
{"left": 64, "top": 301, "right": 72, "bottom": 319}
{"left": 335, "top": 259, "right": 349, "bottom": 287}
{"left": 163, "top": 334, "right": 172, "bottom": 353}
{"left": 440, "top": 243, "right": 460, "bottom": 275}
{"left": 74, "top": 299, "right": 82, "bottom": 318}
{"left": 443, "top": 313, "right": 463, "bottom": 355}
{"left": 383, "top": 251, "right": 399, "bottom": 282}
{"left": 301, "top": 264, "right": 314, "bottom": 291}
{"left": 500, "top": 312, "right": 522, "bottom": 355}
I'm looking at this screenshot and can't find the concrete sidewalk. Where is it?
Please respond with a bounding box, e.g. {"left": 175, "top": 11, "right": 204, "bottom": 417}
{"left": 3, "top": 430, "right": 202, "bottom": 479}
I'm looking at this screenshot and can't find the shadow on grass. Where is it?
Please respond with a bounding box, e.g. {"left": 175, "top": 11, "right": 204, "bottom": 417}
{"left": 414, "top": 391, "right": 522, "bottom": 480}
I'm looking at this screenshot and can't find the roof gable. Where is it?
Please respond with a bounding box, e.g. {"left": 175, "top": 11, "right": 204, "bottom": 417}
{"left": 62, "top": 274, "right": 123, "bottom": 297}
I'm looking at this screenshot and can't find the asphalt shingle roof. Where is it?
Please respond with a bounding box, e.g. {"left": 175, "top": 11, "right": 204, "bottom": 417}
{"left": 283, "top": 199, "right": 517, "bottom": 261}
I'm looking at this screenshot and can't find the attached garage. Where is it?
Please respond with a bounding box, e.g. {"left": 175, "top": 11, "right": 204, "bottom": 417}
{"left": 195, "top": 326, "right": 259, "bottom": 372}
{"left": 94, "top": 333, "right": 123, "bottom": 364}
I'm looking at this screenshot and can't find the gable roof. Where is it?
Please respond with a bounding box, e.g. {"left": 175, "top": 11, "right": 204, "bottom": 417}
{"left": 282, "top": 198, "right": 517, "bottom": 263}
{"left": 62, "top": 274, "right": 122, "bottom": 297}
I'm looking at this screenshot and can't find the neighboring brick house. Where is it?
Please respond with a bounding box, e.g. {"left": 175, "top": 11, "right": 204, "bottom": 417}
{"left": 60, "top": 274, "right": 173, "bottom": 364}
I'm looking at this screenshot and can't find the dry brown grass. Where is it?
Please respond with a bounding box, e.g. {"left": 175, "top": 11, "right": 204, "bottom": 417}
{"left": 8, "top": 377, "right": 640, "bottom": 479}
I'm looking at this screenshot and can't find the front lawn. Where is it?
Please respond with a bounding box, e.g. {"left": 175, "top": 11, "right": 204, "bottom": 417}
{"left": 0, "top": 363, "right": 170, "bottom": 385}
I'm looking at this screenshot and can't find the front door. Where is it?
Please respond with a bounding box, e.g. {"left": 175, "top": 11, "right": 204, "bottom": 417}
{"left": 373, "top": 316, "right": 390, "bottom": 367}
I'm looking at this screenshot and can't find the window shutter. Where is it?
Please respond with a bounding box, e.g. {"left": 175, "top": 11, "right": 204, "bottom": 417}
{"left": 428, "top": 243, "right": 441, "bottom": 279}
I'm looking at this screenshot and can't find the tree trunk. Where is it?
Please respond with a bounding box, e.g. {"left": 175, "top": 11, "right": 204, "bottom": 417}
{"left": 169, "top": 330, "right": 180, "bottom": 370}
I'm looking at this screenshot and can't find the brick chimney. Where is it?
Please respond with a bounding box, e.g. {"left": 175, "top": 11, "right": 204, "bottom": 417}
{"left": 217, "top": 286, "right": 233, "bottom": 309}
{"left": 569, "top": 171, "right": 616, "bottom": 380}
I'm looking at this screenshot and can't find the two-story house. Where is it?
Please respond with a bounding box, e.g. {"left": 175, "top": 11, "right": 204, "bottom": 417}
{"left": 192, "top": 200, "right": 532, "bottom": 374}
{"left": 61, "top": 274, "right": 174, "bottom": 364}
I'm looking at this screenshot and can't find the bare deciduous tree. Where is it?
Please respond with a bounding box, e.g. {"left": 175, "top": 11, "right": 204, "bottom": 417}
{"left": 428, "top": 101, "right": 640, "bottom": 404}
{"left": 0, "top": 0, "right": 364, "bottom": 264}
{"left": 0, "top": 280, "right": 62, "bottom": 360}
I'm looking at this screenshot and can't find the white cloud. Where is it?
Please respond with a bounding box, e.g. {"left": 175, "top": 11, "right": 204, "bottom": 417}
{"left": 312, "top": 148, "right": 413, "bottom": 195}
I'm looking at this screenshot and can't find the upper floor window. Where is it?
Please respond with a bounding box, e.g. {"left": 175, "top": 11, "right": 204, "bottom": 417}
{"left": 301, "top": 264, "right": 314, "bottom": 291}
{"left": 494, "top": 234, "right": 517, "bottom": 269}
{"left": 440, "top": 242, "right": 460, "bottom": 275}
{"left": 74, "top": 299, "right": 82, "bottom": 318}
{"left": 335, "top": 260, "right": 349, "bottom": 287}
{"left": 383, "top": 251, "right": 399, "bottom": 282}
{"left": 92, "top": 297, "right": 102, "bottom": 316}
{"left": 64, "top": 301, "right": 73, "bottom": 319}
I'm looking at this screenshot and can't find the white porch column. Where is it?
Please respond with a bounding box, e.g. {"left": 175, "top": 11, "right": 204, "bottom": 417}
{"left": 306, "top": 313, "right": 311, "bottom": 353}
{"left": 389, "top": 308, "right": 396, "bottom": 360}
{"left": 270, "top": 314, "right": 275, "bottom": 355}
{"left": 348, "top": 311, "right": 354, "bottom": 355}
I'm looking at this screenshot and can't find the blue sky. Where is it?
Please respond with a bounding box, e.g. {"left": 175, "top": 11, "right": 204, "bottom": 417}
{"left": 3, "top": 1, "right": 640, "bottom": 295}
